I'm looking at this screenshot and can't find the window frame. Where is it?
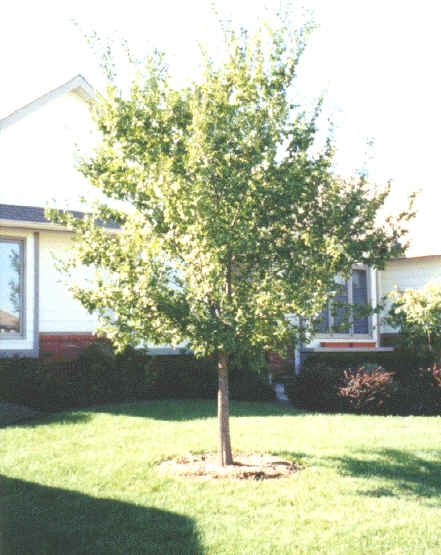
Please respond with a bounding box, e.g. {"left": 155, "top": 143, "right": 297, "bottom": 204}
{"left": 0, "top": 236, "right": 26, "bottom": 339}
{"left": 316, "top": 264, "right": 372, "bottom": 339}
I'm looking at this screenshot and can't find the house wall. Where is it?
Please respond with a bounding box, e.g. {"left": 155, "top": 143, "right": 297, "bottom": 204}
{"left": 0, "top": 90, "right": 101, "bottom": 211}
{"left": 0, "top": 86, "right": 105, "bottom": 359}
{"left": 378, "top": 255, "right": 441, "bottom": 336}
{"left": 0, "top": 228, "right": 100, "bottom": 358}
{"left": 38, "top": 231, "right": 99, "bottom": 334}
{"left": 294, "top": 256, "right": 441, "bottom": 371}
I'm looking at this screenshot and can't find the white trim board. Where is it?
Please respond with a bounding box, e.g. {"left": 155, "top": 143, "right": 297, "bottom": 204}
{"left": 0, "top": 75, "right": 95, "bottom": 131}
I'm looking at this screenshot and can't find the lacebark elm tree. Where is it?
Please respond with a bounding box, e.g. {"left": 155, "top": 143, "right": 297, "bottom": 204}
{"left": 50, "top": 20, "right": 412, "bottom": 465}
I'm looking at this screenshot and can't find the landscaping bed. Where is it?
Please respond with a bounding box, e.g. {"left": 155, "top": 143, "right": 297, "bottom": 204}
{"left": 159, "top": 453, "right": 302, "bottom": 480}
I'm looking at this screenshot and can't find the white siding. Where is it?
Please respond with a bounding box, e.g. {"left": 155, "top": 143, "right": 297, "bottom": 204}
{"left": 0, "top": 229, "right": 36, "bottom": 351}
{"left": 379, "top": 256, "right": 441, "bottom": 333}
{"left": 0, "top": 91, "right": 101, "bottom": 210}
{"left": 382, "top": 179, "right": 441, "bottom": 258}
{"left": 39, "top": 231, "right": 99, "bottom": 333}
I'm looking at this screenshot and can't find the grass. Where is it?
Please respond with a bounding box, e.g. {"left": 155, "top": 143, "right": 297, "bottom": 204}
{"left": 1, "top": 400, "right": 441, "bottom": 554}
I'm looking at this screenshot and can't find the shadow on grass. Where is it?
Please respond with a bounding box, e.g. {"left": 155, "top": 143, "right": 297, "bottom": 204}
{"left": 271, "top": 450, "right": 312, "bottom": 465}
{"left": 7, "top": 399, "right": 306, "bottom": 429}
{"left": 327, "top": 448, "right": 441, "bottom": 501}
{"left": 88, "top": 399, "right": 307, "bottom": 421}
{"left": 0, "top": 475, "right": 203, "bottom": 555}
{"left": 3, "top": 411, "right": 92, "bottom": 429}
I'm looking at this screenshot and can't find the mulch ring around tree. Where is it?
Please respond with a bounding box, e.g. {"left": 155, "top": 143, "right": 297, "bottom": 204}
{"left": 158, "top": 453, "right": 303, "bottom": 480}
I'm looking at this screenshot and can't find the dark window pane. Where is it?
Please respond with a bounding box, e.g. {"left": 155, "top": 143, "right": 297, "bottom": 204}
{"left": 352, "top": 269, "right": 369, "bottom": 334}
{"left": 316, "top": 305, "right": 329, "bottom": 332}
{"left": 0, "top": 241, "right": 22, "bottom": 334}
{"left": 316, "top": 270, "right": 370, "bottom": 336}
{"left": 332, "top": 280, "right": 350, "bottom": 332}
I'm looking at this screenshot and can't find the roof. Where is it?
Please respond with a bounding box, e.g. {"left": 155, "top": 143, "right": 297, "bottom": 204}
{"left": 0, "top": 74, "right": 95, "bottom": 131}
{"left": 0, "top": 204, "right": 119, "bottom": 230}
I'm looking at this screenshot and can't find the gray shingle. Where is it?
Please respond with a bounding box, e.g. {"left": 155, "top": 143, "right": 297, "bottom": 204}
{"left": 0, "top": 204, "right": 119, "bottom": 229}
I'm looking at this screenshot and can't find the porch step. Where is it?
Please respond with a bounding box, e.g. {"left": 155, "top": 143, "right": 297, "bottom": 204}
{"left": 273, "top": 383, "right": 289, "bottom": 402}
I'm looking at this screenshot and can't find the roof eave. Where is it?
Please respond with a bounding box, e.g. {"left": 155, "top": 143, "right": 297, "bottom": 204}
{"left": 0, "top": 74, "right": 96, "bottom": 131}
{"left": 0, "top": 219, "right": 73, "bottom": 232}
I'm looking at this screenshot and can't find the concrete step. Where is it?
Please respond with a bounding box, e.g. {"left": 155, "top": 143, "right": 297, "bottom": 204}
{"left": 273, "top": 383, "right": 289, "bottom": 402}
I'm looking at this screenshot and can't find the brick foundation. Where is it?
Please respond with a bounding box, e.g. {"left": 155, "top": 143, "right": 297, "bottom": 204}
{"left": 39, "top": 334, "right": 98, "bottom": 361}
{"left": 267, "top": 347, "right": 294, "bottom": 379}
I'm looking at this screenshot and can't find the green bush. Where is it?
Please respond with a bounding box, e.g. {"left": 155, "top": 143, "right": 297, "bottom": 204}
{"left": 0, "top": 345, "right": 150, "bottom": 412}
{"left": 0, "top": 343, "right": 274, "bottom": 411}
{"left": 285, "top": 363, "right": 346, "bottom": 412}
{"left": 0, "top": 358, "right": 85, "bottom": 412}
{"left": 230, "top": 363, "right": 275, "bottom": 402}
{"left": 146, "top": 355, "right": 218, "bottom": 400}
{"left": 286, "top": 357, "right": 441, "bottom": 415}
{"left": 398, "top": 366, "right": 441, "bottom": 415}
{"left": 146, "top": 353, "right": 274, "bottom": 402}
{"left": 301, "top": 351, "right": 408, "bottom": 372}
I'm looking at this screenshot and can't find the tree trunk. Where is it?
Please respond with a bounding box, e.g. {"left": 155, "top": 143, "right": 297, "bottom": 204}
{"left": 218, "top": 350, "right": 233, "bottom": 466}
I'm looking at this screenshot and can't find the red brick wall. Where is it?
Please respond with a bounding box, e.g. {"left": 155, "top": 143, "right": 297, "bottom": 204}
{"left": 267, "top": 347, "right": 293, "bottom": 378}
{"left": 39, "top": 334, "right": 98, "bottom": 361}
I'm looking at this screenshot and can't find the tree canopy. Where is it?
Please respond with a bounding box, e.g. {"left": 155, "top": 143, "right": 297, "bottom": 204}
{"left": 50, "top": 17, "right": 413, "bottom": 464}
{"left": 387, "top": 281, "right": 441, "bottom": 366}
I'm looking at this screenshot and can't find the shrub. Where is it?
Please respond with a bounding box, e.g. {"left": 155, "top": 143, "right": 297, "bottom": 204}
{"left": 400, "top": 366, "right": 441, "bottom": 415}
{"left": 285, "top": 363, "right": 346, "bottom": 412}
{"left": 286, "top": 363, "right": 405, "bottom": 415}
{"left": 301, "top": 350, "right": 432, "bottom": 391}
{"left": 0, "top": 343, "right": 274, "bottom": 411}
{"left": 147, "top": 354, "right": 274, "bottom": 402}
{"left": 286, "top": 356, "right": 441, "bottom": 415}
{"left": 230, "top": 365, "right": 275, "bottom": 402}
{"left": 337, "top": 368, "right": 401, "bottom": 415}
{"left": 0, "top": 348, "right": 150, "bottom": 412}
{"left": 146, "top": 355, "right": 218, "bottom": 400}
{"left": 301, "top": 351, "right": 405, "bottom": 373}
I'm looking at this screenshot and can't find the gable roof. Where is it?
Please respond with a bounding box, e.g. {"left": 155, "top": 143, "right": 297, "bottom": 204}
{"left": 0, "top": 74, "right": 95, "bottom": 131}
{"left": 0, "top": 204, "right": 119, "bottom": 230}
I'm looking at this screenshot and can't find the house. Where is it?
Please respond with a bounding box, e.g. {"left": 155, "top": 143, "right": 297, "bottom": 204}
{"left": 1, "top": 76, "right": 103, "bottom": 359}
{"left": 1, "top": 76, "right": 440, "bottom": 365}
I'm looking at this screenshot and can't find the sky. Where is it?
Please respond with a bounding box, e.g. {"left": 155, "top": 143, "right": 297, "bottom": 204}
{"left": 2, "top": 0, "right": 441, "bottom": 196}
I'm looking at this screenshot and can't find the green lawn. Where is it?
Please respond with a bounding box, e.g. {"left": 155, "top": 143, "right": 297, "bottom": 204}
{"left": 1, "top": 400, "right": 440, "bottom": 554}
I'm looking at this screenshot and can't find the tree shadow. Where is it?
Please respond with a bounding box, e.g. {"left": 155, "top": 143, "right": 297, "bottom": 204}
{"left": 4, "top": 399, "right": 309, "bottom": 429}
{"left": 327, "top": 448, "right": 441, "bottom": 501}
{"left": 88, "top": 399, "right": 307, "bottom": 421}
{"left": 2, "top": 411, "right": 92, "bottom": 429}
{"left": 0, "top": 475, "right": 203, "bottom": 555}
{"left": 270, "top": 449, "right": 312, "bottom": 466}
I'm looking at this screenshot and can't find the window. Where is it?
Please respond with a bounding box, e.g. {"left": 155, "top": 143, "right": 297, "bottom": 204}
{"left": 317, "top": 268, "right": 370, "bottom": 336}
{"left": 0, "top": 239, "right": 24, "bottom": 336}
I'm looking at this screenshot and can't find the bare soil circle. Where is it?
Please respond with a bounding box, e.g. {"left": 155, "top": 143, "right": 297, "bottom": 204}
{"left": 158, "top": 453, "right": 302, "bottom": 480}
